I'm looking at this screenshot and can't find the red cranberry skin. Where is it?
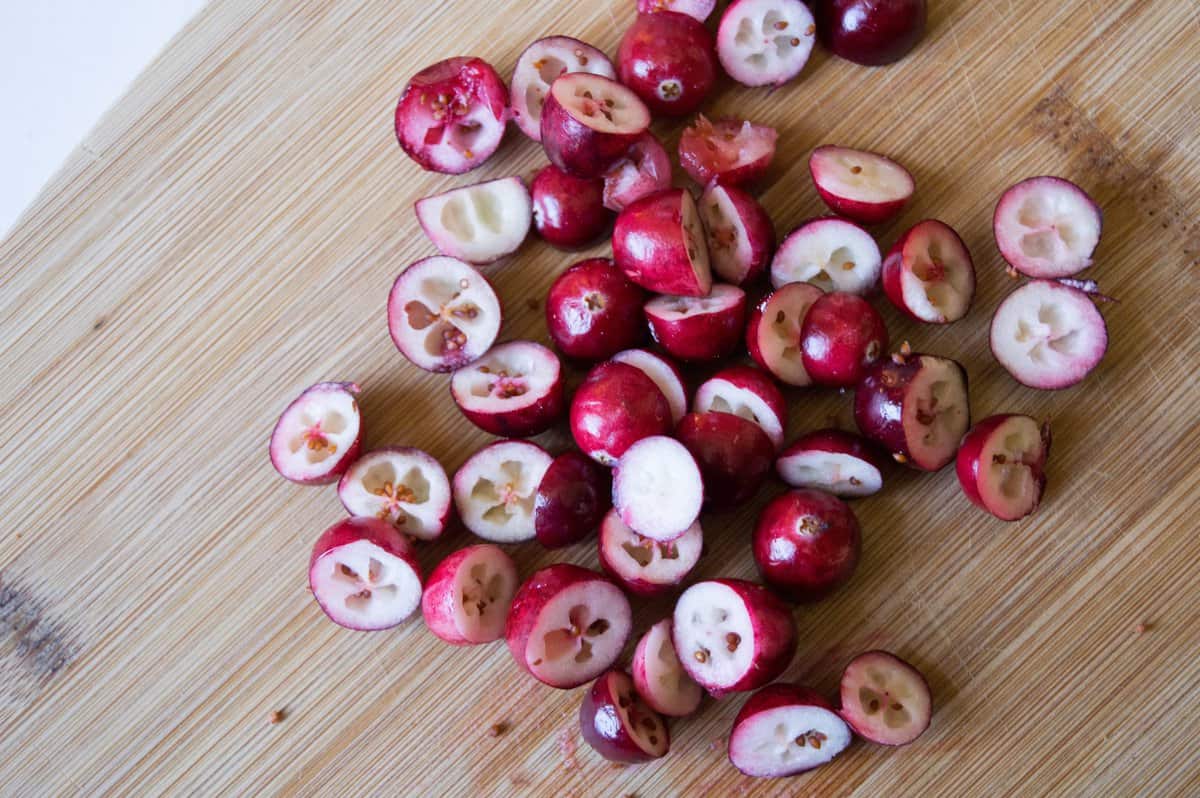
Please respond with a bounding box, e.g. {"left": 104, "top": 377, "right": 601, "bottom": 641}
{"left": 570, "top": 361, "right": 674, "bottom": 465}
{"left": 645, "top": 291, "right": 747, "bottom": 362}
{"left": 612, "top": 189, "right": 712, "bottom": 297}
{"left": 546, "top": 258, "right": 648, "bottom": 360}
{"left": 815, "top": 0, "right": 927, "bottom": 66}
{"left": 799, "top": 292, "right": 889, "bottom": 387}
{"left": 540, "top": 78, "right": 646, "bottom": 178}
{"left": 618, "top": 12, "right": 718, "bottom": 117}
{"left": 753, "top": 489, "right": 861, "bottom": 603}
{"left": 531, "top": 165, "right": 614, "bottom": 249}
{"left": 676, "top": 412, "right": 774, "bottom": 511}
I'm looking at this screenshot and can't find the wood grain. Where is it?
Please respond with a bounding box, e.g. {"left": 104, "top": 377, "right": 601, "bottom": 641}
{"left": 1, "top": 0, "right": 1197, "bottom": 795}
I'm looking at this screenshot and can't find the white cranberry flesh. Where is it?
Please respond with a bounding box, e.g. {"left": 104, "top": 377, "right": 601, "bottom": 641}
{"left": 421, "top": 544, "right": 518, "bottom": 644}
{"left": 672, "top": 579, "right": 797, "bottom": 695}
{"left": 989, "top": 279, "right": 1108, "bottom": 390}
{"left": 699, "top": 182, "right": 776, "bottom": 287}
{"left": 269, "top": 381, "right": 361, "bottom": 485}
{"left": 881, "top": 219, "right": 975, "bottom": 324}
{"left": 394, "top": 56, "right": 508, "bottom": 174}
{"left": 613, "top": 436, "right": 704, "bottom": 542}
{"left": 632, "top": 619, "right": 704, "bottom": 717}
{"left": 337, "top": 447, "right": 452, "bottom": 540}
{"left": 993, "top": 176, "right": 1102, "bottom": 278}
{"left": 775, "top": 429, "right": 883, "bottom": 497}
{"left": 598, "top": 509, "right": 703, "bottom": 597}
{"left": 414, "top": 176, "right": 531, "bottom": 264}
{"left": 717, "top": 0, "right": 816, "bottom": 88}
{"left": 745, "top": 281, "right": 823, "bottom": 386}
{"left": 809, "top": 145, "right": 914, "bottom": 224}
{"left": 541, "top": 73, "right": 651, "bottom": 178}
{"left": 309, "top": 517, "right": 423, "bottom": 631}
{"left": 579, "top": 669, "right": 670, "bottom": 762}
{"left": 450, "top": 340, "right": 565, "bottom": 437}
{"left": 956, "top": 414, "right": 1051, "bottom": 521}
{"left": 387, "top": 256, "right": 501, "bottom": 373}
{"left": 453, "top": 441, "right": 553, "bottom": 542}
{"left": 693, "top": 365, "right": 787, "bottom": 450}
{"left": 729, "top": 683, "right": 852, "bottom": 776}
{"left": 506, "top": 564, "right": 632, "bottom": 689}
{"left": 838, "top": 650, "right": 932, "bottom": 746}
{"left": 638, "top": 0, "right": 716, "bottom": 22}
{"left": 771, "top": 217, "right": 881, "bottom": 295}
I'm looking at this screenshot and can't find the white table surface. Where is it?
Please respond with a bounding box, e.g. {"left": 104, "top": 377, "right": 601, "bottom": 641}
{"left": 0, "top": 1, "right": 207, "bottom": 238}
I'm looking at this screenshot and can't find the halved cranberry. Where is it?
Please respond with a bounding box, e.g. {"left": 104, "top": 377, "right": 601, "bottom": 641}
{"left": 394, "top": 57, "right": 508, "bottom": 174}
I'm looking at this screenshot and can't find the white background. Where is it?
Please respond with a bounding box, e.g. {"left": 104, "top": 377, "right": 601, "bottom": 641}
{"left": 0, "top": 1, "right": 206, "bottom": 237}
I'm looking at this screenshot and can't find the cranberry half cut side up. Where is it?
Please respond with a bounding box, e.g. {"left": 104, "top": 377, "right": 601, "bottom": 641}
{"left": 394, "top": 56, "right": 508, "bottom": 174}
{"left": 989, "top": 280, "right": 1108, "bottom": 390}
{"left": 450, "top": 341, "right": 565, "bottom": 437}
{"left": 506, "top": 564, "right": 633, "bottom": 689}
{"left": 598, "top": 509, "right": 703, "bottom": 597}
{"left": 993, "top": 176, "right": 1102, "bottom": 278}
{"left": 337, "top": 447, "right": 452, "bottom": 540}
{"left": 387, "top": 257, "right": 502, "bottom": 373}
{"left": 269, "top": 381, "right": 362, "bottom": 485}
{"left": 881, "top": 219, "right": 975, "bottom": 324}
{"left": 541, "top": 73, "right": 652, "bottom": 178}
{"left": 309, "top": 517, "right": 423, "bottom": 631}
{"left": 745, "top": 282, "right": 824, "bottom": 387}
{"left": 771, "top": 217, "right": 882, "bottom": 295}
{"left": 414, "top": 176, "right": 532, "bottom": 264}
{"left": 838, "top": 650, "right": 932, "bottom": 746}
{"left": 422, "top": 544, "right": 519, "bottom": 645}
{"left": 717, "top": 0, "right": 816, "bottom": 88}
{"left": 809, "top": 145, "right": 914, "bottom": 225}
{"left": 729, "top": 683, "right": 852, "bottom": 777}
{"left": 453, "top": 441, "right": 553, "bottom": 542}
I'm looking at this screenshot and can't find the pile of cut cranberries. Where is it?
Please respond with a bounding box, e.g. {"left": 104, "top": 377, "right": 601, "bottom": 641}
{"left": 270, "top": 0, "right": 1111, "bottom": 778}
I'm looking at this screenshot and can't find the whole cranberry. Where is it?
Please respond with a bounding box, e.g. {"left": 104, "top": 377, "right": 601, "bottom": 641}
{"left": 531, "top": 164, "right": 613, "bottom": 249}
{"left": 546, "top": 258, "right": 647, "bottom": 360}
{"left": 800, "top": 292, "right": 888, "bottom": 387}
{"left": 815, "top": 0, "right": 927, "bottom": 66}
{"left": 617, "top": 12, "right": 718, "bottom": 117}
{"left": 753, "top": 488, "right": 861, "bottom": 602}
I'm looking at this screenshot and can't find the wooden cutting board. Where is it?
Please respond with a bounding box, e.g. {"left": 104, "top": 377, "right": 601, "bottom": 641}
{"left": 1, "top": 1, "right": 1197, "bottom": 795}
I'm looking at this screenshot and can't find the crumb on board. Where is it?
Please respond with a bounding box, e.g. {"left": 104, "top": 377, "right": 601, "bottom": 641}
{"left": 1135, "top": 621, "right": 1151, "bottom": 635}
{"left": 708, "top": 736, "right": 725, "bottom": 752}
{"left": 269, "top": 709, "right": 285, "bottom": 724}
{"left": 488, "top": 721, "right": 510, "bottom": 738}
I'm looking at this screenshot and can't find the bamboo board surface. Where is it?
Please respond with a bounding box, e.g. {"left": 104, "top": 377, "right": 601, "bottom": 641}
{"left": 1, "top": 0, "right": 1198, "bottom": 795}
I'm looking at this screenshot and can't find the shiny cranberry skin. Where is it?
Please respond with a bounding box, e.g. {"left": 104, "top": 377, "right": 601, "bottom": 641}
{"left": 545, "top": 258, "right": 648, "bottom": 360}
{"left": 617, "top": 12, "right": 718, "bottom": 117}
{"left": 799, "top": 292, "right": 888, "bottom": 387}
{"left": 753, "top": 488, "right": 861, "bottom": 603}
{"left": 815, "top": 0, "right": 927, "bottom": 66}
{"left": 531, "top": 164, "right": 613, "bottom": 249}
{"left": 676, "top": 412, "right": 774, "bottom": 511}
